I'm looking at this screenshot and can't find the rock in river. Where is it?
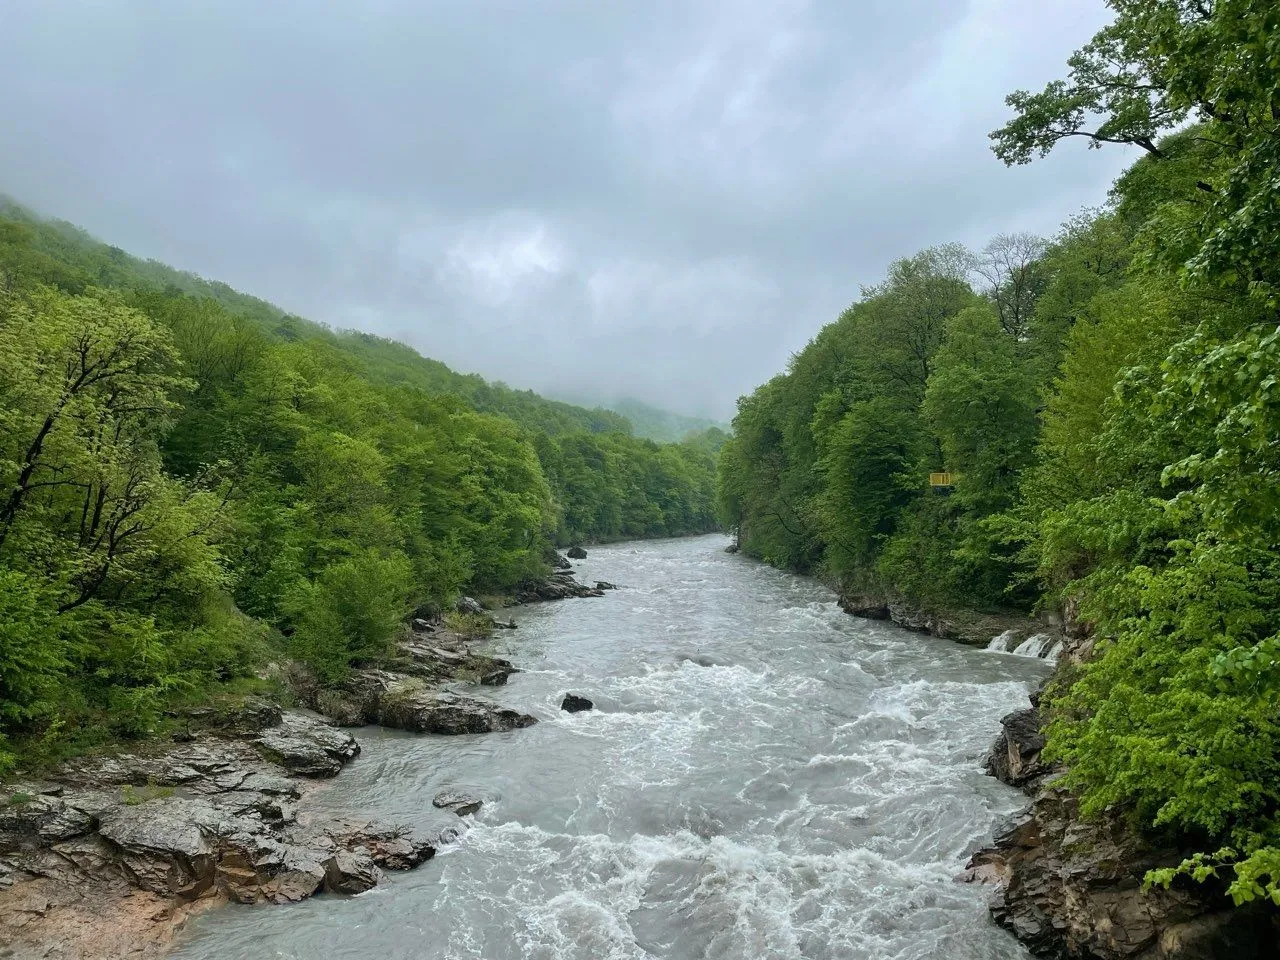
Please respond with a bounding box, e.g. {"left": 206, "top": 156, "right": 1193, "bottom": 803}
{"left": 433, "top": 791, "right": 484, "bottom": 817}
{"left": 330, "top": 671, "right": 538, "bottom": 735}
{"left": 566, "top": 546, "right": 588, "bottom": 559}
{"left": 561, "top": 694, "right": 594, "bottom": 713}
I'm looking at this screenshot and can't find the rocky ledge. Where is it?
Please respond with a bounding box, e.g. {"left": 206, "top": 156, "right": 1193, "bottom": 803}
{"left": 301, "top": 626, "right": 538, "bottom": 734}
{"left": 0, "top": 706, "right": 437, "bottom": 960}
{"left": 838, "top": 591, "right": 1056, "bottom": 647}
{"left": 964, "top": 701, "right": 1280, "bottom": 959}
{"left": 510, "top": 568, "right": 605, "bottom": 604}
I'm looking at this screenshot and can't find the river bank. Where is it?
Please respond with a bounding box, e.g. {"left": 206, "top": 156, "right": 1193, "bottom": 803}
{"left": 830, "top": 580, "right": 1280, "bottom": 959}
{"left": 0, "top": 562, "right": 605, "bottom": 959}
{"left": 4, "top": 537, "right": 1067, "bottom": 959}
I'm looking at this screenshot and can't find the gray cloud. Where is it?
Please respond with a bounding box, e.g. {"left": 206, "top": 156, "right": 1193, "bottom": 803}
{"left": 0, "top": 0, "right": 1132, "bottom": 419}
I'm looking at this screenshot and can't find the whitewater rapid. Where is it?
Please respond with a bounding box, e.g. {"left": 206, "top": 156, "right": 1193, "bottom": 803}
{"left": 171, "top": 534, "right": 1047, "bottom": 960}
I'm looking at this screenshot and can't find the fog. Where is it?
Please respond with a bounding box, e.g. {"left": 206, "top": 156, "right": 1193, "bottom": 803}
{"left": 0, "top": 0, "right": 1134, "bottom": 419}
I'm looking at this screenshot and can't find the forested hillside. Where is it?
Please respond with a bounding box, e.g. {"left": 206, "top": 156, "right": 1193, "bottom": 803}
{"left": 0, "top": 203, "right": 719, "bottom": 770}
{"left": 719, "top": 0, "right": 1280, "bottom": 906}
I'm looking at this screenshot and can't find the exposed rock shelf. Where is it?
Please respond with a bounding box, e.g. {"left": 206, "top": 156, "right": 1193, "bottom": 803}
{"left": 0, "top": 708, "right": 436, "bottom": 959}
{"left": 837, "top": 591, "right": 1060, "bottom": 648}
{"left": 510, "top": 569, "right": 605, "bottom": 603}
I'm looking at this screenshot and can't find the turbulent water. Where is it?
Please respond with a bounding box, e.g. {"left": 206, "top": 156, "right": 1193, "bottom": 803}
{"left": 172, "top": 534, "right": 1049, "bottom": 960}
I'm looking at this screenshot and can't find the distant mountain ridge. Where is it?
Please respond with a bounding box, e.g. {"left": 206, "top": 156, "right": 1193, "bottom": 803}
{"left": 551, "top": 393, "right": 729, "bottom": 443}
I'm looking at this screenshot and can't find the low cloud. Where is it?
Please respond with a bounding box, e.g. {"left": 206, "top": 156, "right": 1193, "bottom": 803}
{"left": 0, "top": 0, "right": 1133, "bottom": 418}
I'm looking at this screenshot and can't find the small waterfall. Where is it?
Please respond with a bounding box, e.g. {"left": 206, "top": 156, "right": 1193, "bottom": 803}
{"left": 986, "top": 630, "right": 1062, "bottom": 661}
{"left": 986, "top": 629, "right": 1019, "bottom": 653}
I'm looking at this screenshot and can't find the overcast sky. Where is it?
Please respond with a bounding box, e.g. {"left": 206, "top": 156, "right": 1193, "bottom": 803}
{"left": 0, "top": 0, "right": 1133, "bottom": 419}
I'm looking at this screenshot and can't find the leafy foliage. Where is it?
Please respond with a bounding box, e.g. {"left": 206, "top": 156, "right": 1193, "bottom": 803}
{"left": 0, "top": 206, "right": 719, "bottom": 771}
{"left": 721, "top": 0, "right": 1280, "bottom": 911}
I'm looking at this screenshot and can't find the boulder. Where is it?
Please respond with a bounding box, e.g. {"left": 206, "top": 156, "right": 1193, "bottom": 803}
{"left": 455, "top": 596, "right": 486, "bottom": 615}
{"left": 511, "top": 576, "right": 605, "bottom": 604}
{"left": 985, "top": 706, "right": 1049, "bottom": 790}
{"left": 595, "top": 581, "right": 617, "bottom": 591}
{"left": 388, "top": 641, "right": 520, "bottom": 687}
{"left": 250, "top": 713, "right": 360, "bottom": 777}
{"left": 838, "top": 593, "right": 890, "bottom": 620}
{"left": 432, "top": 791, "right": 484, "bottom": 817}
{"left": 561, "top": 694, "right": 594, "bottom": 713}
{"left": 323, "top": 850, "right": 380, "bottom": 895}
{"left": 371, "top": 684, "right": 537, "bottom": 735}
{"left": 97, "top": 798, "right": 224, "bottom": 899}
{"left": 566, "top": 546, "right": 588, "bottom": 559}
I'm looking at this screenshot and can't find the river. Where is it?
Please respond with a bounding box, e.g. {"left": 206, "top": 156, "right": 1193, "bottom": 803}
{"left": 171, "top": 534, "right": 1048, "bottom": 960}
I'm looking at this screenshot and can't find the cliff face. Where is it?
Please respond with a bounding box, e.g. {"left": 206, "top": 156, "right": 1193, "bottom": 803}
{"left": 967, "top": 704, "right": 1280, "bottom": 960}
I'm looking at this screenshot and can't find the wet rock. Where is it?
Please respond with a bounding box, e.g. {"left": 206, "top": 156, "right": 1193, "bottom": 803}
{"left": 838, "top": 593, "right": 1054, "bottom": 648}
{"left": 561, "top": 694, "right": 594, "bottom": 713}
{"left": 97, "top": 798, "right": 222, "bottom": 899}
{"left": 205, "top": 697, "right": 284, "bottom": 729}
{"left": 985, "top": 706, "right": 1049, "bottom": 790}
{"left": 250, "top": 712, "right": 360, "bottom": 777}
{"left": 970, "top": 695, "right": 1280, "bottom": 958}
{"left": 0, "top": 793, "right": 98, "bottom": 848}
{"left": 838, "top": 593, "right": 890, "bottom": 620}
{"left": 551, "top": 552, "right": 573, "bottom": 570}
{"left": 0, "top": 713, "right": 437, "bottom": 960}
{"left": 491, "top": 617, "right": 518, "bottom": 629}
{"left": 340, "top": 673, "right": 536, "bottom": 734}
{"left": 510, "top": 574, "right": 604, "bottom": 604}
{"left": 724, "top": 542, "right": 739, "bottom": 554}
{"left": 566, "top": 546, "right": 588, "bottom": 559}
{"left": 323, "top": 850, "right": 380, "bottom": 895}
{"left": 972, "top": 785, "right": 1280, "bottom": 959}
{"left": 391, "top": 639, "right": 520, "bottom": 687}
{"left": 433, "top": 791, "right": 483, "bottom": 817}
{"left": 378, "top": 691, "right": 537, "bottom": 735}
{"left": 595, "top": 581, "right": 617, "bottom": 590}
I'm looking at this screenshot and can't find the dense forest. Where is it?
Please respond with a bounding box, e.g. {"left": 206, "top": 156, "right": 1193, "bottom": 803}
{"left": 719, "top": 1, "right": 1280, "bottom": 906}
{"left": 0, "top": 202, "right": 721, "bottom": 770}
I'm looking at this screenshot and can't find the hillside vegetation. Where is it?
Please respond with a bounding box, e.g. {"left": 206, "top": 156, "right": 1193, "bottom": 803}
{"left": 0, "top": 202, "right": 721, "bottom": 770}
{"left": 718, "top": 0, "right": 1280, "bottom": 906}
{"left": 604, "top": 398, "right": 728, "bottom": 444}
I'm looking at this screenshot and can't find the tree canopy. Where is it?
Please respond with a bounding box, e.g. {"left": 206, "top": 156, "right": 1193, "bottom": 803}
{"left": 720, "top": 0, "right": 1280, "bottom": 907}
{"left": 0, "top": 204, "right": 721, "bottom": 769}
